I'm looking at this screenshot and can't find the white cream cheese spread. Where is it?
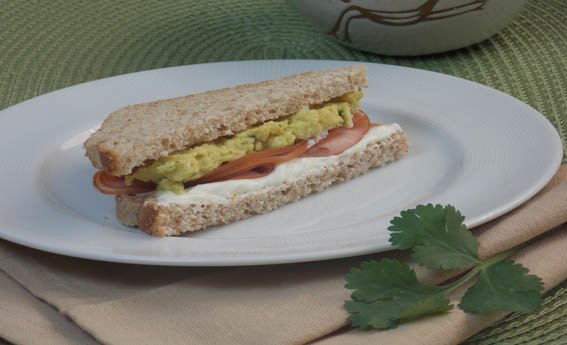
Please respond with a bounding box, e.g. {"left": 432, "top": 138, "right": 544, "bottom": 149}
{"left": 156, "top": 124, "right": 402, "bottom": 205}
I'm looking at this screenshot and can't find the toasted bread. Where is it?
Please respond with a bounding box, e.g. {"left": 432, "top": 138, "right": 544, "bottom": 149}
{"left": 85, "top": 65, "right": 368, "bottom": 176}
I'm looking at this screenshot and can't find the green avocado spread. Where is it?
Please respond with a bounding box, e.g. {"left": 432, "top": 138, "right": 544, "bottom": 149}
{"left": 128, "top": 91, "right": 363, "bottom": 193}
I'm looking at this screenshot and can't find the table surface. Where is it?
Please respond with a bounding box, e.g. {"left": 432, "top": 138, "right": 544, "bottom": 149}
{"left": 0, "top": 0, "right": 566, "bottom": 344}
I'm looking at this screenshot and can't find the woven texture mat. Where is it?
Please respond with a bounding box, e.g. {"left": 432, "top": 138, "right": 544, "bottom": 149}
{"left": 0, "top": 0, "right": 566, "bottom": 344}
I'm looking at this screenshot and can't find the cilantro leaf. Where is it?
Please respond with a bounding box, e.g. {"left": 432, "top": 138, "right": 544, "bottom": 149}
{"left": 345, "top": 259, "right": 452, "bottom": 329}
{"left": 459, "top": 259, "right": 544, "bottom": 314}
{"left": 344, "top": 204, "right": 545, "bottom": 331}
{"left": 389, "top": 204, "right": 480, "bottom": 269}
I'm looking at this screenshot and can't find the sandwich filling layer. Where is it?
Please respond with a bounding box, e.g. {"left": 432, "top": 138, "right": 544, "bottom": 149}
{"left": 127, "top": 91, "right": 363, "bottom": 193}
{"left": 155, "top": 123, "right": 402, "bottom": 205}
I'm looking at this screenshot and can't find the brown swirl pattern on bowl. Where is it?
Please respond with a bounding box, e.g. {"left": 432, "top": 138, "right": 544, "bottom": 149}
{"left": 329, "top": 0, "right": 487, "bottom": 42}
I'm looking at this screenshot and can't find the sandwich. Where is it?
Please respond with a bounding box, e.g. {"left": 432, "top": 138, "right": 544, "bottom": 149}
{"left": 84, "top": 65, "right": 410, "bottom": 237}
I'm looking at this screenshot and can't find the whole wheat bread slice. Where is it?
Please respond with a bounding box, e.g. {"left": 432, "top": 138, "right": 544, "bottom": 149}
{"left": 116, "top": 129, "right": 409, "bottom": 237}
{"left": 84, "top": 65, "right": 368, "bottom": 176}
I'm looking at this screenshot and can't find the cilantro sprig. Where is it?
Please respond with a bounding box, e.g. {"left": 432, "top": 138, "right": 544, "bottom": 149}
{"left": 345, "top": 204, "right": 543, "bottom": 330}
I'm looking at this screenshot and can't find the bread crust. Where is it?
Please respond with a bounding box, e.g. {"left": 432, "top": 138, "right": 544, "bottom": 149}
{"left": 116, "top": 129, "right": 409, "bottom": 237}
{"left": 85, "top": 65, "right": 368, "bottom": 176}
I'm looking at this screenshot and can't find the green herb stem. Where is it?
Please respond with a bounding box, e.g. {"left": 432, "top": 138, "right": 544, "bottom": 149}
{"left": 483, "top": 246, "right": 520, "bottom": 266}
{"left": 443, "top": 246, "right": 521, "bottom": 293}
{"left": 443, "top": 265, "right": 483, "bottom": 293}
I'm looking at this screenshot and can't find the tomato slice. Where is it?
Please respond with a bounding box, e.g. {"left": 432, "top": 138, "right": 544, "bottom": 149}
{"left": 224, "top": 163, "right": 277, "bottom": 180}
{"left": 304, "top": 110, "right": 370, "bottom": 157}
{"left": 92, "top": 143, "right": 307, "bottom": 195}
{"left": 186, "top": 141, "right": 308, "bottom": 186}
{"left": 93, "top": 171, "right": 155, "bottom": 195}
{"left": 93, "top": 111, "right": 372, "bottom": 195}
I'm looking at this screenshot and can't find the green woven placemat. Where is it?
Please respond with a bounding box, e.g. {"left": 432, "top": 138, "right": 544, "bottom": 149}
{"left": 0, "top": 0, "right": 566, "bottom": 344}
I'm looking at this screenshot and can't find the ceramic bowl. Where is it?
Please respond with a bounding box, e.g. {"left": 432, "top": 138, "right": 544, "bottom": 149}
{"left": 287, "top": 0, "right": 529, "bottom": 56}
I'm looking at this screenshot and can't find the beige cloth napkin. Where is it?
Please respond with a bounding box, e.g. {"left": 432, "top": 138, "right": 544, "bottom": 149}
{"left": 0, "top": 271, "right": 98, "bottom": 345}
{"left": 0, "top": 165, "right": 566, "bottom": 345}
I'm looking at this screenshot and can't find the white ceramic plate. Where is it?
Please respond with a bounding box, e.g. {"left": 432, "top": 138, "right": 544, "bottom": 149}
{"left": 0, "top": 60, "right": 562, "bottom": 266}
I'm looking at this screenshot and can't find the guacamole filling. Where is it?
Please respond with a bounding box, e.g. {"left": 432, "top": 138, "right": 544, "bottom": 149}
{"left": 128, "top": 91, "right": 363, "bottom": 193}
